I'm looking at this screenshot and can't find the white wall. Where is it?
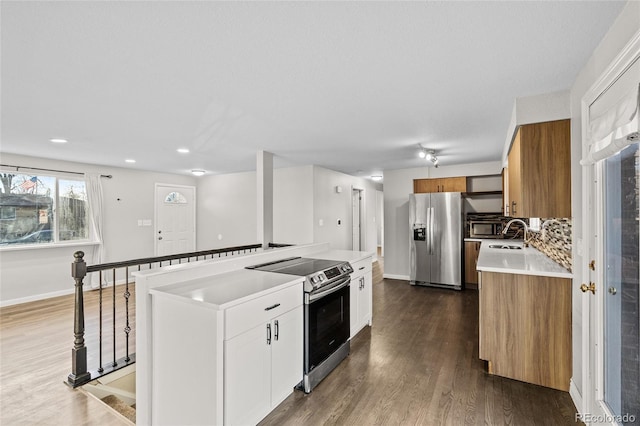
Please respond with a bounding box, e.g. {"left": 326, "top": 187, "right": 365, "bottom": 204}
{"left": 196, "top": 164, "right": 379, "bottom": 253}
{"left": 383, "top": 161, "right": 502, "bottom": 279}
{"left": 312, "top": 166, "right": 381, "bottom": 255}
{"left": 568, "top": 0, "right": 640, "bottom": 407}
{"left": 274, "top": 165, "right": 314, "bottom": 245}
{"left": 0, "top": 153, "right": 196, "bottom": 305}
{"left": 197, "top": 170, "right": 257, "bottom": 249}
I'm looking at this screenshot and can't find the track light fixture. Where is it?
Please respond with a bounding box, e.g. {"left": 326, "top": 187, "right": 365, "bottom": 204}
{"left": 418, "top": 145, "right": 439, "bottom": 167}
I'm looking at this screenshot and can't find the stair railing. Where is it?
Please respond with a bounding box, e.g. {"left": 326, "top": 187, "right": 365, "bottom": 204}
{"left": 66, "top": 243, "right": 278, "bottom": 388}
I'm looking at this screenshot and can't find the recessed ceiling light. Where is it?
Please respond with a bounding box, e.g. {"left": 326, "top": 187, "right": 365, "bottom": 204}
{"left": 125, "top": 159, "right": 136, "bottom": 163}
{"left": 371, "top": 175, "right": 383, "bottom": 181}
{"left": 177, "top": 148, "right": 190, "bottom": 154}
{"left": 191, "top": 169, "right": 206, "bottom": 176}
{"left": 50, "top": 138, "right": 68, "bottom": 144}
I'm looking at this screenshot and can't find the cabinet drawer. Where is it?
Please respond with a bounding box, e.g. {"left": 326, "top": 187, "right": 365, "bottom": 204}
{"left": 225, "top": 283, "right": 302, "bottom": 340}
{"left": 350, "top": 257, "right": 372, "bottom": 277}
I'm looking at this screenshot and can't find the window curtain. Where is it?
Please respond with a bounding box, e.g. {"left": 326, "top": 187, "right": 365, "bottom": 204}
{"left": 581, "top": 59, "right": 639, "bottom": 165}
{"left": 85, "top": 173, "right": 105, "bottom": 288}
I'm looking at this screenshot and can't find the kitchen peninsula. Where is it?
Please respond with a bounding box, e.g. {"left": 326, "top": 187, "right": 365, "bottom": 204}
{"left": 133, "top": 242, "right": 373, "bottom": 425}
{"left": 476, "top": 240, "right": 573, "bottom": 391}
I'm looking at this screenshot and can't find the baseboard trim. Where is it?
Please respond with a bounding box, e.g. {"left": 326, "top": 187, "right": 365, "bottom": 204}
{"left": 569, "top": 379, "right": 584, "bottom": 413}
{"left": 383, "top": 273, "right": 409, "bottom": 281}
{"left": 0, "top": 278, "right": 131, "bottom": 308}
{"left": 0, "top": 287, "right": 75, "bottom": 308}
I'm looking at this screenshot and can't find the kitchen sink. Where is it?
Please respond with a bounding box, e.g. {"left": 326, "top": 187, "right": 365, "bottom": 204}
{"left": 488, "top": 244, "right": 523, "bottom": 250}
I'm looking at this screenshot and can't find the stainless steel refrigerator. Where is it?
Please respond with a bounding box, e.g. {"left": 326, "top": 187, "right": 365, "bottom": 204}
{"left": 409, "top": 192, "right": 462, "bottom": 290}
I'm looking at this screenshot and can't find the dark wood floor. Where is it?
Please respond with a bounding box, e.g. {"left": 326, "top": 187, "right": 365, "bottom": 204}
{"left": 1, "top": 259, "right": 580, "bottom": 425}
{"left": 261, "top": 260, "right": 580, "bottom": 426}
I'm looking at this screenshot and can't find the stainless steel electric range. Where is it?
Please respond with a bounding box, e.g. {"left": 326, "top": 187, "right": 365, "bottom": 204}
{"left": 246, "top": 256, "right": 353, "bottom": 393}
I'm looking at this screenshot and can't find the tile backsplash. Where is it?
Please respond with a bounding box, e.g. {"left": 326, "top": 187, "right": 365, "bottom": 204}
{"left": 528, "top": 218, "right": 572, "bottom": 272}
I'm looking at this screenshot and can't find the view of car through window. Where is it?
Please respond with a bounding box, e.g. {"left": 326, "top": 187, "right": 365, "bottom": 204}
{"left": 0, "top": 172, "right": 88, "bottom": 246}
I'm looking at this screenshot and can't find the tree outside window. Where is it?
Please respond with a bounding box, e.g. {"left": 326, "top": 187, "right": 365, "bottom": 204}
{"left": 0, "top": 172, "right": 89, "bottom": 245}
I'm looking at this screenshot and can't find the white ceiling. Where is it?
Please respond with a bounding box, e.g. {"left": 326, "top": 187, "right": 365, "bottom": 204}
{"left": 0, "top": 1, "right": 626, "bottom": 180}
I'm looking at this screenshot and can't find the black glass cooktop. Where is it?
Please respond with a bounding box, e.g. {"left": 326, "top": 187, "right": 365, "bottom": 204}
{"left": 246, "top": 257, "right": 343, "bottom": 277}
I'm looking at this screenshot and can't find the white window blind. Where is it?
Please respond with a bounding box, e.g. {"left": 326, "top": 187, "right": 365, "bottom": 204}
{"left": 582, "top": 57, "right": 639, "bottom": 165}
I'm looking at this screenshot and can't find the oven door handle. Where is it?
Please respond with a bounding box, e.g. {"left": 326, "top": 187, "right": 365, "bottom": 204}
{"left": 308, "top": 276, "right": 351, "bottom": 302}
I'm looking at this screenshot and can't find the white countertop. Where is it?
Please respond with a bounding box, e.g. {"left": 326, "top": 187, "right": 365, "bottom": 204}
{"left": 150, "top": 269, "right": 303, "bottom": 310}
{"left": 312, "top": 249, "right": 373, "bottom": 263}
{"left": 147, "top": 248, "right": 369, "bottom": 310}
{"left": 476, "top": 240, "right": 573, "bottom": 279}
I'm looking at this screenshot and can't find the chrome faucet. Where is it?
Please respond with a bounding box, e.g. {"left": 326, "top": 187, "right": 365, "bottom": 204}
{"left": 502, "top": 218, "right": 530, "bottom": 247}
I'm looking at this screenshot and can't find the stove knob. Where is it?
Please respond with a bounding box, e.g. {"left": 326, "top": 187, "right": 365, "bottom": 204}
{"left": 319, "top": 275, "right": 325, "bottom": 282}
{"left": 310, "top": 276, "right": 318, "bottom": 284}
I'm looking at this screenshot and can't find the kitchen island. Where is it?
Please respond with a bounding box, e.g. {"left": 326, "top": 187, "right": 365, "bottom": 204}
{"left": 133, "top": 243, "right": 373, "bottom": 425}
{"left": 476, "top": 240, "right": 573, "bottom": 391}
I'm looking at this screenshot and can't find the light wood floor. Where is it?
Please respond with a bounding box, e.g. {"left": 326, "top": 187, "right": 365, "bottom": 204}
{"left": 0, "top": 285, "right": 136, "bottom": 425}
{"left": 1, "top": 259, "right": 580, "bottom": 425}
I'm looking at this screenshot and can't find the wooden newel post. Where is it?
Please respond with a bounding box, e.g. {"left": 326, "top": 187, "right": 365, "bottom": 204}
{"left": 67, "top": 251, "right": 91, "bottom": 387}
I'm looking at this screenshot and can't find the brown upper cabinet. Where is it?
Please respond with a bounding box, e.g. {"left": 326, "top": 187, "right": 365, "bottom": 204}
{"left": 414, "top": 176, "right": 467, "bottom": 193}
{"left": 506, "top": 119, "right": 571, "bottom": 218}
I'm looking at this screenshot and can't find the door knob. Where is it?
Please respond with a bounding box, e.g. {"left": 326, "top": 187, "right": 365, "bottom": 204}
{"left": 580, "top": 282, "right": 596, "bottom": 294}
{"left": 608, "top": 287, "right": 617, "bottom": 295}
{"left": 158, "top": 236, "right": 163, "bottom": 240}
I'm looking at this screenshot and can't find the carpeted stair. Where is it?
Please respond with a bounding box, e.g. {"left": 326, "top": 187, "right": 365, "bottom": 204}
{"left": 101, "top": 394, "right": 136, "bottom": 423}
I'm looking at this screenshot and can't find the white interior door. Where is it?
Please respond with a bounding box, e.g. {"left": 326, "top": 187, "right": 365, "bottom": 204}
{"left": 155, "top": 184, "right": 196, "bottom": 256}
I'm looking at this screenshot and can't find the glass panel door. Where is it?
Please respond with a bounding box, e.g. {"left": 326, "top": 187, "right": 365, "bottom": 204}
{"left": 603, "top": 142, "right": 639, "bottom": 424}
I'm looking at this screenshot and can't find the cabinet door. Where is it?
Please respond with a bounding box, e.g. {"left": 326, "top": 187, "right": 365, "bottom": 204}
{"left": 271, "top": 306, "right": 303, "bottom": 407}
{"left": 413, "top": 179, "right": 440, "bottom": 193}
{"left": 349, "top": 275, "right": 360, "bottom": 339}
{"left": 224, "top": 324, "right": 271, "bottom": 426}
{"left": 519, "top": 119, "right": 571, "bottom": 217}
{"left": 440, "top": 176, "right": 467, "bottom": 192}
{"left": 358, "top": 274, "right": 372, "bottom": 327}
{"left": 464, "top": 241, "right": 480, "bottom": 285}
{"left": 507, "top": 129, "right": 522, "bottom": 217}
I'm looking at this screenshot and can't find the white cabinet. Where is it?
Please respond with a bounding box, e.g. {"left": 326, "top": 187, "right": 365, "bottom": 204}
{"left": 350, "top": 256, "right": 373, "bottom": 339}
{"left": 149, "top": 272, "right": 303, "bottom": 426}
{"left": 224, "top": 290, "right": 303, "bottom": 426}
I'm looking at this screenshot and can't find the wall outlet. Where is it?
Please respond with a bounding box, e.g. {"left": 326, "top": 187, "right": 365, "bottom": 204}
{"left": 142, "top": 219, "right": 152, "bottom": 226}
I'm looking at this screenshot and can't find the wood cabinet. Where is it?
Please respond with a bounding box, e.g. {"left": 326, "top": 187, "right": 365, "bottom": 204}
{"left": 506, "top": 119, "right": 571, "bottom": 217}
{"left": 350, "top": 256, "right": 373, "bottom": 338}
{"left": 413, "top": 176, "right": 467, "bottom": 193}
{"left": 225, "top": 304, "right": 303, "bottom": 426}
{"left": 478, "top": 271, "right": 571, "bottom": 391}
{"left": 464, "top": 241, "right": 481, "bottom": 287}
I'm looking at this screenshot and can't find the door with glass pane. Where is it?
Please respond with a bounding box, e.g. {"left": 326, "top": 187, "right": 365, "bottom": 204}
{"left": 601, "top": 143, "right": 639, "bottom": 423}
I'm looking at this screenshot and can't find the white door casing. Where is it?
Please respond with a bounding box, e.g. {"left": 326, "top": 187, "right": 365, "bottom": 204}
{"left": 580, "top": 30, "right": 640, "bottom": 424}
{"left": 154, "top": 184, "right": 196, "bottom": 256}
{"left": 352, "top": 187, "right": 364, "bottom": 251}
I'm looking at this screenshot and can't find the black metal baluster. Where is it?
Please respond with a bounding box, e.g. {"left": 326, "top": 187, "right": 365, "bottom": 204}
{"left": 112, "top": 269, "right": 117, "bottom": 368}
{"left": 98, "top": 270, "right": 103, "bottom": 373}
{"left": 124, "top": 266, "right": 131, "bottom": 362}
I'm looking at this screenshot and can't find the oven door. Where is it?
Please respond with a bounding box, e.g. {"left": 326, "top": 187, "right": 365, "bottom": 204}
{"left": 305, "top": 276, "right": 350, "bottom": 372}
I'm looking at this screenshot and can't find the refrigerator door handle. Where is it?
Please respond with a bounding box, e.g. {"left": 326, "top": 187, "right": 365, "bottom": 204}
{"left": 425, "top": 207, "right": 431, "bottom": 254}
{"left": 429, "top": 207, "right": 435, "bottom": 254}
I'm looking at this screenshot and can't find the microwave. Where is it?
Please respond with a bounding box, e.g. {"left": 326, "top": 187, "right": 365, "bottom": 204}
{"left": 469, "top": 221, "right": 503, "bottom": 238}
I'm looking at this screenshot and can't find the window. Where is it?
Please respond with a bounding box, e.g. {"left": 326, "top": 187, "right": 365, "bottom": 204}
{"left": 0, "top": 172, "right": 89, "bottom": 246}
{"left": 164, "top": 191, "right": 187, "bottom": 204}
